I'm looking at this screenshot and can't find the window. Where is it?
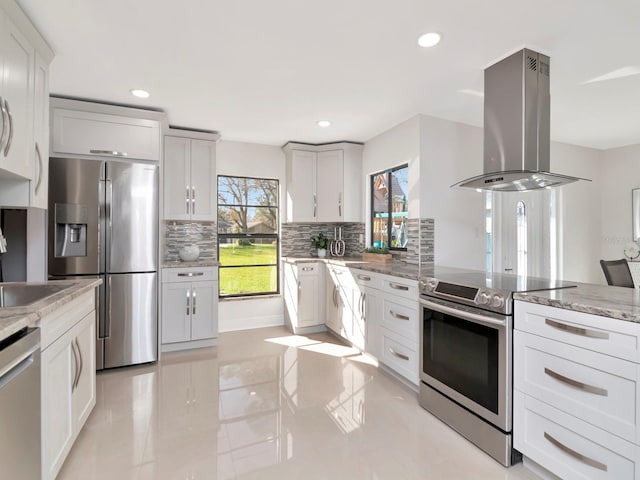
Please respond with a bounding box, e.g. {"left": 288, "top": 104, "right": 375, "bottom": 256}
{"left": 371, "top": 165, "right": 409, "bottom": 250}
{"left": 516, "top": 200, "right": 527, "bottom": 277}
{"left": 217, "top": 175, "right": 279, "bottom": 297}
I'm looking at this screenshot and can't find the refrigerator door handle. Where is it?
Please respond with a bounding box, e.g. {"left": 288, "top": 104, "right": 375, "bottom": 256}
{"left": 105, "top": 179, "right": 113, "bottom": 272}
{"left": 106, "top": 276, "right": 112, "bottom": 339}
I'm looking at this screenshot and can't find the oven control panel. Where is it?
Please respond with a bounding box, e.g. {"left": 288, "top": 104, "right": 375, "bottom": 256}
{"left": 420, "top": 277, "right": 511, "bottom": 314}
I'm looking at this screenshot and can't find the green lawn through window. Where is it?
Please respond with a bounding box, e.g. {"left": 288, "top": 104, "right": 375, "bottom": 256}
{"left": 218, "top": 244, "right": 277, "bottom": 296}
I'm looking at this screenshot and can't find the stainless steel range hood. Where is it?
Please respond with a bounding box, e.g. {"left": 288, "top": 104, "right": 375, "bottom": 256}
{"left": 453, "top": 48, "right": 587, "bottom": 192}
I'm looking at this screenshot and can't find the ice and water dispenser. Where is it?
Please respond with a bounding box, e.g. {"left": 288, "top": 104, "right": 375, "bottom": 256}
{"left": 54, "top": 204, "right": 88, "bottom": 257}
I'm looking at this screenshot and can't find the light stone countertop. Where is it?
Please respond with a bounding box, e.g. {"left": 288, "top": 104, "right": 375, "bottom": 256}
{"left": 514, "top": 282, "right": 640, "bottom": 323}
{"left": 282, "top": 256, "right": 421, "bottom": 281}
{"left": 0, "top": 278, "right": 102, "bottom": 342}
{"left": 162, "top": 259, "right": 220, "bottom": 268}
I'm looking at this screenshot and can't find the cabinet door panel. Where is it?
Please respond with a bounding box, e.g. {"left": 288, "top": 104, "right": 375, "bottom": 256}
{"left": 31, "top": 52, "right": 49, "bottom": 207}
{"left": 298, "top": 274, "right": 320, "bottom": 327}
{"left": 162, "top": 282, "right": 191, "bottom": 343}
{"left": 316, "top": 150, "right": 343, "bottom": 222}
{"left": 72, "top": 312, "right": 97, "bottom": 433}
{"left": 190, "top": 139, "right": 216, "bottom": 221}
{"left": 190, "top": 281, "right": 218, "bottom": 340}
{"left": 1, "top": 18, "right": 34, "bottom": 178}
{"left": 288, "top": 150, "right": 316, "bottom": 222}
{"left": 163, "top": 136, "right": 191, "bottom": 220}
{"left": 41, "top": 335, "right": 74, "bottom": 480}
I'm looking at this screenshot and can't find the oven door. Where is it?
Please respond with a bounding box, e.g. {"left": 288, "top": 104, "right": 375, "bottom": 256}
{"left": 420, "top": 296, "right": 512, "bottom": 432}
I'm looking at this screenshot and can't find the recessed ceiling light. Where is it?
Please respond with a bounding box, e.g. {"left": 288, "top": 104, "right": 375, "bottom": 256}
{"left": 130, "top": 89, "right": 150, "bottom": 98}
{"left": 418, "top": 32, "right": 441, "bottom": 48}
{"left": 317, "top": 120, "right": 331, "bottom": 127}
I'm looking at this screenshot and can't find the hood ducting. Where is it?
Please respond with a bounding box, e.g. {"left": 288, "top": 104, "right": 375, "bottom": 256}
{"left": 453, "top": 48, "right": 588, "bottom": 192}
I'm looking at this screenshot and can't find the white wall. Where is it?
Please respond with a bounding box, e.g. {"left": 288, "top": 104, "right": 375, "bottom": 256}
{"left": 600, "top": 144, "right": 640, "bottom": 263}
{"left": 419, "top": 115, "right": 486, "bottom": 270}
{"left": 550, "top": 142, "right": 603, "bottom": 283}
{"left": 216, "top": 140, "right": 286, "bottom": 331}
{"left": 362, "top": 116, "right": 421, "bottom": 247}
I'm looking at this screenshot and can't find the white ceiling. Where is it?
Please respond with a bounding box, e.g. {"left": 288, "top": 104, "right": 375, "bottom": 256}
{"left": 17, "top": 0, "right": 640, "bottom": 149}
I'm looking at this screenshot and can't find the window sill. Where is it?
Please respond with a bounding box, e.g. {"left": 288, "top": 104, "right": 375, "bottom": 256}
{"left": 219, "top": 294, "right": 282, "bottom": 302}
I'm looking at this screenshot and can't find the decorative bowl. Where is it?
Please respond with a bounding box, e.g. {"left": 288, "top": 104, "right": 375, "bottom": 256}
{"left": 179, "top": 244, "right": 200, "bottom": 262}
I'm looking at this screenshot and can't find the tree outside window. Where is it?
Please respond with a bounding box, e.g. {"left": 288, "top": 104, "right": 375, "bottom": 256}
{"left": 217, "top": 175, "right": 279, "bottom": 297}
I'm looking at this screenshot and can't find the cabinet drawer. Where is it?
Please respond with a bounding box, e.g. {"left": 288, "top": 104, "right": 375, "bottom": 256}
{"left": 162, "top": 267, "right": 218, "bottom": 283}
{"left": 381, "top": 294, "right": 418, "bottom": 342}
{"left": 351, "top": 269, "right": 381, "bottom": 289}
{"left": 52, "top": 108, "right": 160, "bottom": 160}
{"left": 297, "top": 263, "right": 321, "bottom": 276}
{"left": 380, "top": 327, "right": 419, "bottom": 385}
{"left": 380, "top": 275, "right": 418, "bottom": 301}
{"left": 515, "top": 301, "right": 640, "bottom": 362}
{"left": 39, "top": 291, "right": 95, "bottom": 350}
{"left": 514, "top": 392, "right": 639, "bottom": 480}
{"left": 515, "top": 331, "right": 639, "bottom": 443}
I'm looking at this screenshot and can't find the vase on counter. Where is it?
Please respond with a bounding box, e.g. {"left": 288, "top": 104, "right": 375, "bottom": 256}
{"left": 179, "top": 244, "right": 200, "bottom": 262}
{"left": 317, "top": 248, "right": 327, "bottom": 258}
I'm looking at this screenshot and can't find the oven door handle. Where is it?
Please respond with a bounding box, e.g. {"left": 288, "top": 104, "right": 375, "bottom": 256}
{"left": 420, "top": 298, "right": 507, "bottom": 328}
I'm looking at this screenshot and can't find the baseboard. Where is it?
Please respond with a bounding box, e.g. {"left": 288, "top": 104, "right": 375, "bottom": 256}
{"left": 161, "top": 337, "right": 218, "bottom": 353}
{"left": 219, "top": 314, "right": 284, "bottom": 332}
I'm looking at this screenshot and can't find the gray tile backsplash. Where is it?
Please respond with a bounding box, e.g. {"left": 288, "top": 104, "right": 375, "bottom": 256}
{"left": 162, "top": 221, "right": 217, "bottom": 262}
{"left": 281, "top": 223, "right": 365, "bottom": 257}
{"left": 281, "top": 218, "right": 434, "bottom": 266}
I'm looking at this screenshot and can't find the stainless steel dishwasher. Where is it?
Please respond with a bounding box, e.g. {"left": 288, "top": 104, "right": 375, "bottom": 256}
{"left": 0, "top": 327, "right": 41, "bottom": 479}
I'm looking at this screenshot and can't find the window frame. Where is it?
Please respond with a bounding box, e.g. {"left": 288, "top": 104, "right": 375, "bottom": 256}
{"left": 217, "top": 174, "right": 279, "bottom": 298}
{"left": 370, "top": 164, "right": 409, "bottom": 251}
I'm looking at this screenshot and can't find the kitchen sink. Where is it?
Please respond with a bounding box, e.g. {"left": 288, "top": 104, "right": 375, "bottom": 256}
{"left": 0, "top": 284, "right": 70, "bottom": 308}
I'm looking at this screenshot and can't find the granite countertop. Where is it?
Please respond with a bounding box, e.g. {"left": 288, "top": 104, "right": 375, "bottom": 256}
{"left": 0, "top": 278, "right": 102, "bottom": 342}
{"left": 163, "top": 259, "right": 220, "bottom": 268}
{"left": 514, "top": 283, "right": 640, "bottom": 323}
{"left": 282, "top": 256, "right": 421, "bottom": 281}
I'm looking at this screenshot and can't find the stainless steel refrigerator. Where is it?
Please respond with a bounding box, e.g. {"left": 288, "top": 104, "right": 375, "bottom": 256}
{"left": 48, "top": 157, "right": 158, "bottom": 370}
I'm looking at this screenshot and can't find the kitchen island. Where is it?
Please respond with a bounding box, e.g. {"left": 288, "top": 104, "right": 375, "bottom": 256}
{"left": 513, "top": 282, "right": 640, "bottom": 479}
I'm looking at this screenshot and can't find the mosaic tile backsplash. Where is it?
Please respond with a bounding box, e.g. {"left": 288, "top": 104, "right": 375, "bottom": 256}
{"left": 281, "top": 223, "right": 366, "bottom": 257}
{"left": 163, "top": 221, "right": 217, "bottom": 262}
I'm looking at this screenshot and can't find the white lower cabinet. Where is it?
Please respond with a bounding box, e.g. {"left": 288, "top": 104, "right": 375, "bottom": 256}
{"left": 161, "top": 267, "right": 218, "bottom": 351}
{"left": 40, "top": 291, "right": 97, "bottom": 480}
{"left": 283, "top": 261, "right": 325, "bottom": 333}
{"left": 514, "top": 300, "right": 640, "bottom": 479}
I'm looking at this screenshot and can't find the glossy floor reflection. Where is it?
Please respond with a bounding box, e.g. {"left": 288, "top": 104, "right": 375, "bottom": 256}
{"left": 58, "top": 327, "right": 541, "bottom": 480}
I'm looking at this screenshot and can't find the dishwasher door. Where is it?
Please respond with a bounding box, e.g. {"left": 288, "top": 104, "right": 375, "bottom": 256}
{"left": 0, "top": 327, "right": 41, "bottom": 480}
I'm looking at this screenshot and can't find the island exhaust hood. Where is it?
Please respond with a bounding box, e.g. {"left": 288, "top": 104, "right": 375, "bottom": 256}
{"left": 453, "top": 48, "right": 588, "bottom": 191}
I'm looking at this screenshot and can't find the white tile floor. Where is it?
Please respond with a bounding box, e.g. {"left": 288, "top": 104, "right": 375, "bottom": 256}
{"left": 58, "top": 327, "right": 542, "bottom": 479}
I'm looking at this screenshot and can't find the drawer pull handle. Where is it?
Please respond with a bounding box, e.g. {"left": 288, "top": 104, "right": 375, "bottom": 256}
{"left": 178, "top": 272, "right": 204, "bottom": 277}
{"left": 544, "top": 318, "right": 609, "bottom": 340}
{"left": 389, "top": 282, "right": 409, "bottom": 291}
{"left": 544, "top": 368, "right": 608, "bottom": 396}
{"left": 544, "top": 432, "right": 607, "bottom": 472}
{"left": 89, "top": 149, "right": 128, "bottom": 157}
{"left": 390, "top": 310, "right": 410, "bottom": 321}
{"left": 388, "top": 347, "right": 409, "bottom": 361}
{"left": 302, "top": 267, "right": 314, "bottom": 272}
{"left": 357, "top": 274, "right": 371, "bottom": 281}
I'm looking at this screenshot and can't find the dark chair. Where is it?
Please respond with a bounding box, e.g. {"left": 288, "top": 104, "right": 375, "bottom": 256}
{"left": 600, "top": 259, "right": 635, "bottom": 288}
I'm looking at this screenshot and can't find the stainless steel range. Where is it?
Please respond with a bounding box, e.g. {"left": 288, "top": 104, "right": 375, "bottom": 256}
{"left": 418, "top": 268, "right": 575, "bottom": 466}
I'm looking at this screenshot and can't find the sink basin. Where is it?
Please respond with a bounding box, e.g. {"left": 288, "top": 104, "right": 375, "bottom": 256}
{"left": 0, "top": 284, "right": 70, "bottom": 308}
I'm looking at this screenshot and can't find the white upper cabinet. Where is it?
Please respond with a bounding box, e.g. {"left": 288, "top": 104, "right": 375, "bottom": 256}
{"left": 284, "top": 142, "right": 363, "bottom": 223}
{"left": 163, "top": 131, "right": 218, "bottom": 221}
{"left": 0, "top": 1, "right": 53, "bottom": 208}
{"left": 0, "top": 12, "right": 34, "bottom": 179}
{"left": 51, "top": 108, "right": 161, "bottom": 161}
{"left": 316, "top": 150, "right": 344, "bottom": 222}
